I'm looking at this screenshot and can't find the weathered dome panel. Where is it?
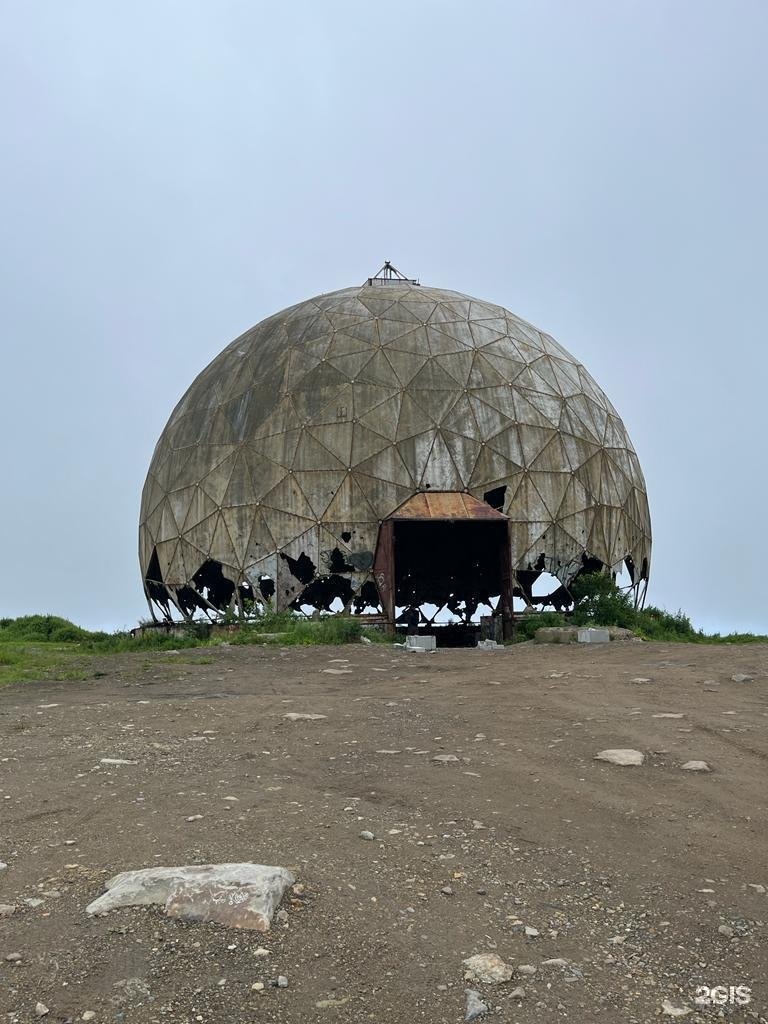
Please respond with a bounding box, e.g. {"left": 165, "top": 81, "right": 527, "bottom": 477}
{"left": 139, "top": 281, "right": 651, "bottom": 618}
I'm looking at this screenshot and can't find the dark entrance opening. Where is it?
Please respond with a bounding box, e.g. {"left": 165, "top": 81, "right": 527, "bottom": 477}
{"left": 373, "top": 492, "right": 513, "bottom": 645}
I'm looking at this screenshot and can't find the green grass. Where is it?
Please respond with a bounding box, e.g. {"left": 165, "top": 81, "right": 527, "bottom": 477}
{"left": 0, "top": 612, "right": 387, "bottom": 685}
{"left": 513, "top": 574, "right": 768, "bottom": 644}
{"left": 0, "top": 641, "right": 91, "bottom": 685}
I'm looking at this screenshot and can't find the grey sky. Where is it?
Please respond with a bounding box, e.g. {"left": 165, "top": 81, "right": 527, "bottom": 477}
{"left": 1, "top": 0, "right": 766, "bottom": 634}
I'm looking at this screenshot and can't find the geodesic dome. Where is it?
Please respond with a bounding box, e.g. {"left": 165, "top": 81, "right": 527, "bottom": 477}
{"left": 139, "top": 270, "right": 651, "bottom": 622}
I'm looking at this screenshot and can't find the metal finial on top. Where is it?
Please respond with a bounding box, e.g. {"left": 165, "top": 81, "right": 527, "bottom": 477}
{"left": 366, "top": 260, "right": 420, "bottom": 286}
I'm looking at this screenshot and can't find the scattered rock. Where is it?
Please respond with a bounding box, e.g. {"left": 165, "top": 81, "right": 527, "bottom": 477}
{"left": 595, "top": 748, "right": 644, "bottom": 766}
{"left": 23, "top": 898, "right": 44, "bottom": 908}
{"left": 748, "top": 883, "right": 766, "bottom": 894}
{"left": 321, "top": 668, "right": 352, "bottom": 675}
{"left": 251, "top": 982, "right": 265, "bottom": 991}
{"left": 517, "top": 964, "right": 537, "bottom": 975}
{"left": 0, "top": 904, "right": 16, "bottom": 918}
{"left": 630, "top": 677, "right": 652, "bottom": 684}
{"left": 277, "top": 975, "right": 289, "bottom": 988}
{"left": 661, "top": 998, "right": 692, "bottom": 1017}
{"left": 99, "top": 758, "right": 137, "bottom": 766}
{"left": 283, "top": 713, "right": 327, "bottom": 721}
{"left": 681, "top": 760, "right": 711, "bottom": 772}
{"left": 316, "top": 996, "right": 352, "bottom": 1008}
{"left": 731, "top": 673, "right": 753, "bottom": 683}
{"left": 82, "top": 1014, "right": 96, "bottom": 1021}
{"left": 440, "top": 885, "right": 454, "bottom": 896}
{"left": 112, "top": 978, "right": 151, "bottom": 1005}
{"left": 718, "top": 924, "right": 734, "bottom": 937}
{"left": 653, "top": 713, "right": 684, "bottom": 719}
{"left": 0, "top": 862, "right": 7, "bottom": 871}
{"left": 432, "top": 754, "right": 459, "bottom": 764}
{"left": 463, "top": 952, "right": 514, "bottom": 984}
{"left": 541, "top": 958, "right": 570, "bottom": 968}
{"left": 359, "top": 830, "right": 375, "bottom": 841}
{"left": 5, "top": 952, "right": 22, "bottom": 962}
{"left": 510, "top": 987, "right": 526, "bottom": 999}
{"left": 464, "top": 988, "right": 489, "bottom": 1021}
{"left": 87, "top": 863, "right": 295, "bottom": 931}
{"left": 35, "top": 1003, "right": 49, "bottom": 1018}
{"left": 524, "top": 926, "right": 539, "bottom": 938}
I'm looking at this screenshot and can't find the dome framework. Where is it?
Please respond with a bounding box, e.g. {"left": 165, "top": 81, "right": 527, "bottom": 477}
{"left": 139, "top": 267, "right": 651, "bottom": 633}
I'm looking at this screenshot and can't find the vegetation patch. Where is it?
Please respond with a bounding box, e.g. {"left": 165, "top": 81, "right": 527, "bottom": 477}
{"left": 513, "top": 574, "right": 768, "bottom": 644}
{"left": 0, "top": 613, "right": 387, "bottom": 685}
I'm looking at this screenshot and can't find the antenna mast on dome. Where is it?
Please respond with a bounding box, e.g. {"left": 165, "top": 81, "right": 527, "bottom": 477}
{"left": 366, "top": 260, "right": 420, "bottom": 286}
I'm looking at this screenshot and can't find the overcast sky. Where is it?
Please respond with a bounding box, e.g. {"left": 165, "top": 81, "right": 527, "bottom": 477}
{"left": 1, "top": 0, "right": 766, "bottom": 634}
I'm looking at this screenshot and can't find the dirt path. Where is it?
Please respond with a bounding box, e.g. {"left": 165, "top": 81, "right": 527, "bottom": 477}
{"left": 1, "top": 641, "right": 767, "bottom": 1023}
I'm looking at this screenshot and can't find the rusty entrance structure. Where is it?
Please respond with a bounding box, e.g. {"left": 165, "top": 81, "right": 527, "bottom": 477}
{"left": 373, "top": 492, "right": 513, "bottom": 638}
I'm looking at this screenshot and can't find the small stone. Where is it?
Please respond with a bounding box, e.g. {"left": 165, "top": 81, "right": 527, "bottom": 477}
{"left": 510, "top": 986, "right": 526, "bottom": 999}
{"left": 524, "top": 926, "right": 539, "bottom": 937}
{"left": 731, "top": 673, "right": 753, "bottom": 683}
{"left": 595, "top": 748, "right": 644, "bottom": 766}
{"left": 277, "top": 975, "right": 289, "bottom": 988}
{"left": 5, "top": 952, "right": 22, "bottom": 962}
{"left": 100, "top": 758, "right": 137, "bottom": 766}
{"left": 24, "top": 898, "right": 45, "bottom": 908}
{"left": 35, "top": 1004, "right": 49, "bottom": 1018}
{"left": 253, "top": 947, "right": 270, "bottom": 957}
{"left": 185, "top": 814, "right": 203, "bottom": 821}
{"left": 681, "top": 760, "right": 711, "bottom": 772}
{"left": 464, "top": 988, "right": 489, "bottom": 1021}
{"left": 440, "top": 886, "right": 454, "bottom": 896}
{"left": 631, "top": 677, "right": 651, "bottom": 684}
{"left": 276, "top": 909, "right": 288, "bottom": 924}
{"left": 541, "top": 958, "right": 570, "bottom": 967}
{"left": 661, "top": 998, "right": 692, "bottom": 1017}
{"left": 0, "top": 861, "right": 7, "bottom": 870}
{"left": 463, "top": 952, "right": 514, "bottom": 984}
{"left": 0, "top": 904, "right": 16, "bottom": 918}
{"left": 359, "top": 830, "right": 375, "bottom": 841}
{"left": 432, "top": 753, "right": 460, "bottom": 763}
{"left": 82, "top": 1013, "right": 96, "bottom": 1021}
{"left": 718, "top": 924, "right": 734, "bottom": 938}
{"left": 251, "top": 982, "right": 265, "bottom": 991}
{"left": 517, "top": 964, "right": 537, "bottom": 975}
{"left": 747, "top": 883, "right": 766, "bottom": 894}
{"left": 283, "top": 712, "right": 327, "bottom": 721}
{"left": 653, "top": 713, "right": 684, "bottom": 719}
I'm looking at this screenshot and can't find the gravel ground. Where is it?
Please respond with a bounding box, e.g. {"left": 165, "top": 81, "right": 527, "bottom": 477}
{"left": 1, "top": 640, "right": 767, "bottom": 1023}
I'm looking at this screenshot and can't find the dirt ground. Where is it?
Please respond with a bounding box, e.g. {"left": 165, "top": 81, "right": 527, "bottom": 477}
{"left": 1, "top": 640, "right": 767, "bottom": 1024}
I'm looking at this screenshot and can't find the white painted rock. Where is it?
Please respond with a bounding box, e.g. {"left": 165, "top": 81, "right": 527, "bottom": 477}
{"left": 86, "top": 863, "right": 295, "bottom": 931}
{"left": 283, "top": 713, "right": 327, "bottom": 721}
{"left": 595, "top": 748, "right": 644, "bottom": 766}
{"left": 681, "top": 760, "right": 711, "bottom": 772}
{"left": 463, "top": 952, "right": 514, "bottom": 984}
